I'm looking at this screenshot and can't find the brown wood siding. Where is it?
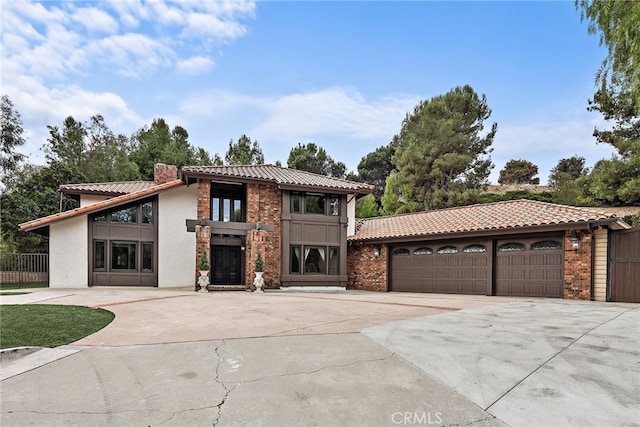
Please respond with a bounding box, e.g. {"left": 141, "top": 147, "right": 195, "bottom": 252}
{"left": 609, "top": 228, "right": 640, "bottom": 303}
{"left": 495, "top": 236, "right": 563, "bottom": 297}
{"left": 592, "top": 229, "right": 608, "bottom": 302}
{"left": 390, "top": 241, "right": 488, "bottom": 294}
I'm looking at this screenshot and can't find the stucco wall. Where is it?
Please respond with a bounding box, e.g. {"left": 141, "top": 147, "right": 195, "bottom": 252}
{"left": 80, "top": 194, "right": 109, "bottom": 207}
{"left": 49, "top": 216, "right": 88, "bottom": 288}
{"left": 158, "top": 185, "right": 197, "bottom": 287}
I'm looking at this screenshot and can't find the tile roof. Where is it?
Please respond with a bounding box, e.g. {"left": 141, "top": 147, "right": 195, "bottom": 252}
{"left": 181, "top": 164, "right": 374, "bottom": 193}
{"left": 350, "top": 199, "right": 625, "bottom": 242}
{"left": 59, "top": 181, "right": 156, "bottom": 195}
{"left": 20, "top": 180, "right": 184, "bottom": 232}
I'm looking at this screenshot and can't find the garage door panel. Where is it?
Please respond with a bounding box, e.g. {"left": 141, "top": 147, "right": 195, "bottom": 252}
{"left": 391, "top": 241, "right": 488, "bottom": 294}
{"left": 495, "top": 236, "right": 563, "bottom": 298}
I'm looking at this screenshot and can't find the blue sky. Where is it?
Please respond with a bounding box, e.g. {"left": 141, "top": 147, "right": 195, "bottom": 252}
{"left": 1, "top": 0, "right": 615, "bottom": 184}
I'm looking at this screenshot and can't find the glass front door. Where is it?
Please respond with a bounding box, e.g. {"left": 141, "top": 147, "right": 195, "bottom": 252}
{"left": 211, "top": 246, "right": 242, "bottom": 285}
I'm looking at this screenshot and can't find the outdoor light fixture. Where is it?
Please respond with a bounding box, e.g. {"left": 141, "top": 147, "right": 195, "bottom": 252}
{"left": 570, "top": 233, "right": 580, "bottom": 251}
{"left": 374, "top": 246, "right": 381, "bottom": 257}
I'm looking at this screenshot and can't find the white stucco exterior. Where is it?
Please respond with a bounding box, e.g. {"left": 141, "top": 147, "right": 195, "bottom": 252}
{"left": 80, "top": 194, "right": 109, "bottom": 208}
{"left": 157, "top": 185, "right": 197, "bottom": 287}
{"left": 49, "top": 215, "right": 88, "bottom": 288}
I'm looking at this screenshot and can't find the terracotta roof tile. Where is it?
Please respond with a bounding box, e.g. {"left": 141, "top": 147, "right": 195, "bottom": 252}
{"left": 182, "top": 164, "right": 373, "bottom": 193}
{"left": 20, "top": 180, "right": 184, "bottom": 232}
{"left": 59, "top": 181, "right": 156, "bottom": 195}
{"left": 349, "top": 200, "right": 621, "bottom": 242}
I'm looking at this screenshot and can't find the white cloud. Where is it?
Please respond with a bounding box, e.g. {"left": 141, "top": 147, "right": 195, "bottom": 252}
{"left": 254, "top": 88, "right": 419, "bottom": 141}
{"left": 176, "top": 56, "right": 215, "bottom": 75}
{"left": 71, "top": 6, "right": 119, "bottom": 34}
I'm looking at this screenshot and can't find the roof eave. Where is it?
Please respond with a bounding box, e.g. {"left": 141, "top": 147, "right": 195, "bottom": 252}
{"left": 348, "top": 218, "right": 622, "bottom": 244}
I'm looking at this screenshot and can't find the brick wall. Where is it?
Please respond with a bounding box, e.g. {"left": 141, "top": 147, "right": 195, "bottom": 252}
{"left": 563, "top": 229, "right": 592, "bottom": 300}
{"left": 194, "top": 179, "right": 212, "bottom": 290}
{"left": 245, "top": 183, "right": 282, "bottom": 289}
{"left": 347, "top": 243, "right": 388, "bottom": 291}
{"left": 154, "top": 163, "right": 178, "bottom": 185}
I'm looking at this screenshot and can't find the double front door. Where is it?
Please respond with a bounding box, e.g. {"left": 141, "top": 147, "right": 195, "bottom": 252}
{"left": 211, "top": 246, "right": 242, "bottom": 285}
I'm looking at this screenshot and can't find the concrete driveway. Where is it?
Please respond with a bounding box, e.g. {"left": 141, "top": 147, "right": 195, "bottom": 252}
{"left": 1, "top": 288, "right": 638, "bottom": 426}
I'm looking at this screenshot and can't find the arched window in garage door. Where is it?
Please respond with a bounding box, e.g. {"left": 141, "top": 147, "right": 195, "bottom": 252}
{"left": 437, "top": 246, "right": 458, "bottom": 254}
{"left": 463, "top": 244, "right": 486, "bottom": 253}
{"left": 498, "top": 242, "right": 525, "bottom": 252}
{"left": 414, "top": 247, "right": 433, "bottom": 255}
{"left": 531, "top": 240, "right": 562, "bottom": 250}
{"left": 392, "top": 248, "right": 410, "bottom": 256}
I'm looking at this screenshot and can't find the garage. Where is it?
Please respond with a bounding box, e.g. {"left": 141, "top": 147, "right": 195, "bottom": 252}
{"left": 495, "top": 236, "right": 564, "bottom": 297}
{"left": 390, "top": 235, "right": 564, "bottom": 297}
{"left": 390, "top": 241, "right": 489, "bottom": 294}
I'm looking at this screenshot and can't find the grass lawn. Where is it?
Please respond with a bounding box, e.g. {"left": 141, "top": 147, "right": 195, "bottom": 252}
{"left": 0, "top": 305, "right": 114, "bottom": 349}
{"left": 0, "top": 282, "right": 48, "bottom": 290}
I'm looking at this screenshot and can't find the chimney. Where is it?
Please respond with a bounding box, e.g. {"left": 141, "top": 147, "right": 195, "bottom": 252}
{"left": 154, "top": 163, "right": 178, "bottom": 185}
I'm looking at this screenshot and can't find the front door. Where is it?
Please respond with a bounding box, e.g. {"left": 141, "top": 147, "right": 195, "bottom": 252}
{"left": 211, "top": 246, "right": 242, "bottom": 285}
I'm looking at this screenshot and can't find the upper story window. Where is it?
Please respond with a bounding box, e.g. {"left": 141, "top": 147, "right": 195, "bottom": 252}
{"left": 290, "top": 192, "right": 340, "bottom": 216}
{"left": 211, "top": 184, "right": 245, "bottom": 222}
{"left": 91, "top": 199, "right": 154, "bottom": 225}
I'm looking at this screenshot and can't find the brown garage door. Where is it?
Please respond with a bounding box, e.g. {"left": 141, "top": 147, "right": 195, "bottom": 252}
{"left": 610, "top": 228, "right": 640, "bottom": 303}
{"left": 495, "top": 237, "right": 564, "bottom": 297}
{"left": 390, "top": 242, "right": 489, "bottom": 294}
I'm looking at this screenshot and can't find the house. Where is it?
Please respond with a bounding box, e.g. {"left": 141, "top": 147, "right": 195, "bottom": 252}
{"left": 19, "top": 165, "right": 637, "bottom": 302}
{"left": 19, "top": 164, "right": 374, "bottom": 290}
{"left": 347, "top": 200, "right": 636, "bottom": 302}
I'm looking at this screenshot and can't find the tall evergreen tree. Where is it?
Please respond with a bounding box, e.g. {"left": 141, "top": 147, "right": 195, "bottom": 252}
{"left": 224, "top": 134, "right": 264, "bottom": 165}
{"left": 384, "top": 85, "right": 495, "bottom": 213}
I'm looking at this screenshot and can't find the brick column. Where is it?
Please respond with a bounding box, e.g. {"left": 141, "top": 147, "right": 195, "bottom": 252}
{"left": 195, "top": 225, "right": 211, "bottom": 291}
{"left": 347, "top": 243, "right": 388, "bottom": 291}
{"left": 564, "top": 229, "right": 592, "bottom": 300}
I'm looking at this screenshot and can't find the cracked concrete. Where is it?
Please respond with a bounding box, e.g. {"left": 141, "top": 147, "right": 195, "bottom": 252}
{"left": 2, "top": 289, "right": 637, "bottom": 426}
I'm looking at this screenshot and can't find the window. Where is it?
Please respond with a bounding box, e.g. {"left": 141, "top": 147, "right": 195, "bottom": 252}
{"left": 211, "top": 186, "right": 245, "bottom": 222}
{"left": 94, "top": 241, "right": 106, "bottom": 270}
{"left": 142, "top": 243, "right": 153, "bottom": 272}
{"left": 498, "top": 243, "right": 525, "bottom": 252}
{"left": 233, "top": 200, "right": 242, "bottom": 222}
{"left": 141, "top": 201, "right": 153, "bottom": 224}
{"left": 305, "top": 194, "right": 325, "bottom": 214}
{"left": 304, "top": 247, "right": 326, "bottom": 273}
{"left": 328, "top": 247, "right": 339, "bottom": 275}
{"left": 290, "top": 246, "right": 301, "bottom": 274}
{"left": 111, "top": 242, "right": 136, "bottom": 270}
{"left": 392, "top": 249, "right": 410, "bottom": 256}
{"left": 437, "top": 246, "right": 458, "bottom": 254}
{"left": 414, "top": 247, "right": 433, "bottom": 255}
{"left": 329, "top": 196, "right": 339, "bottom": 216}
{"left": 291, "top": 193, "right": 301, "bottom": 213}
{"left": 111, "top": 206, "right": 137, "bottom": 223}
{"left": 463, "top": 245, "right": 486, "bottom": 253}
{"left": 531, "top": 240, "right": 562, "bottom": 251}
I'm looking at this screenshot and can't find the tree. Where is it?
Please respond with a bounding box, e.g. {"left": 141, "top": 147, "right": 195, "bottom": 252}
{"left": 498, "top": 159, "right": 540, "bottom": 185}
{"left": 575, "top": 1, "right": 640, "bottom": 206}
{"left": 287, "top": 143, "right": 347, "bottom": 178}
{"left": 384, "top": 85, "right": 495, "bottom": 213}
{"left": 355, "top": 140, "right": 397, "bottom": 198}
{"left": 46, "top": 115, "right": 139, "bottom": 183}
{"left": 355, "top": 194, "right": 380, "bottom": 218}
{"left": 548, "top": 156, "right": 589, "bottom": 187}
{"left": 1, "top": 163, "right": 85, "bottom": 253}
{"left": 224, "top": 134, "right": 264, "bottom": 165}
{"left": 1, "top": 95, "right": 26, "bottom": 184}
{"left": 131, "top": 118, "right": 198, "bottom": 180}
{"left": 577, "top": 0, "right": 640, "bottom": 108}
